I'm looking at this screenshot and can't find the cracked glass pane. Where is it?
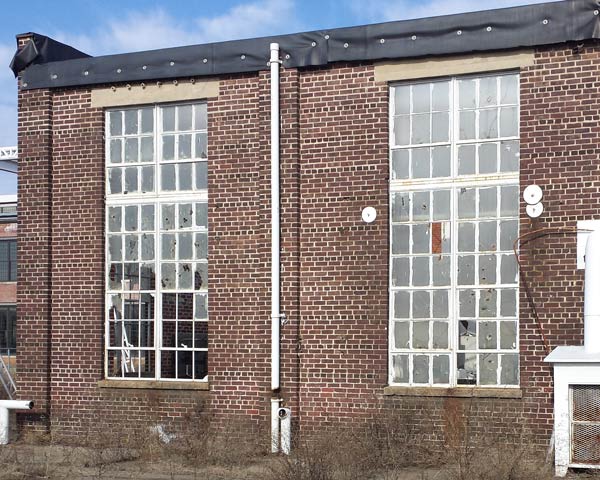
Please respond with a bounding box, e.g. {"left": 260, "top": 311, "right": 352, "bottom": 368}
{"left": 141, "top": 234, "right": 154, "bottom": 261}
{"left": 393, "top": 291, "right": 410, "bottom": 318}
{"left": 458, "top": 144, "right": 476, "bottom": 175}
{"left": 432, "top": 322, "right": 448, "bottom": 349}
{"left": 141, "top": 205, "right": 154, "bottom": 231}
{"left": 479, "top": 289, "right": 497, "bottom": 317}
{"left": 457, "top": 353, "right": 477, "bottom": 384}
{"left": 479, "top": 76, "right": 497, "bottom": 107}
{"left": 141, "top": 166, "right": 154, "bottom": 193}
{"left": 412, "top": 321, "right": 429, "bottom": 349}
{"left": 500, "top": 254, "right": 518, "bottom": 284}
{"left": 501, "top": 354, "right": 519, "bottom": 385}
{"left": 458, "top": 188, "right": 476, "bottom": 219}
{"left": 500, "top": 140, "right": 519, "bottom": 172}
{"left": 433, "top": 256, "right": 450, "bottom": 286}
{"left": 392, "top": 150, "right": 409, "bottom": 180}
{"left": 394, "top": 321, "right": 410, "bottom": 349}
{"left": 124, "top": 167, "right": 138, "bottom": 194}
{"left": 413, "top": 355, "right": 429, "bottom": 384}
{"left": 392, "top": 258, "right": 409, "bottom": 287}
{"left": 412, "top": 224, "right": 430, "bottom": 254}
{"left": 125, "top": 138, "right": 138, "bottom": 163}
{"left": 459, "top": 289, "right": 476, "bottom": 317}
{"left": 479, "top": 221, "right": 497, "bottom": 251}
{"left": 459, "top": 320, "right": 476, "bottom": 350}
{"left": 500, "top": 289, "right": 517, "bottom": 317}
{"left": 479, "top": 187, "right": 497, "bottom": 218}
{"left": 480, "top": 353, "right": 498, "bottom": 385}
{"left": 109, "top": 168, "right": 122, "bottom": 194}
{"left": 433, "top": 355, "right": 450, "bottom": 384}
{"left": 161, "top": 164, "right": 176, "bottom": 191}
{"left": 432, "top": 290, "right": 448, "bottom": 318}
{"left": 412, "top": 257, "right": 430, "bottom": 287}
{"left": 457, "top": 255, "right": 475, "bottom": 285}
{"left": 458, "top": 222, "right": 476, "bottom": 252}
{"left": 392, "top": 193, "right": 410, "bottom": 222}
{"left": 392, "top": 225, "right": 410, "bottom": 254}
{"left": 194, "top": 263, "right": 208, "bottom": 290}
{"left": 124, "top": 110, "right": 138, "bottom": 135}
{"left": 392, "top": 354, "right": 409, "bottom": 383}
{"left": 178, "top": 263, "right": 193, "bottom": 290}
{"left": 195, "top": 162, "right": 208, "bottom": 189}
{"left": 413, "top": 291, "right": 430, "bottom": 318}
{"left": 412, "top": 147, "right": 429, "bottom": 178}
{"left": 108, "top": 235, "right": 122, "bottom": 262}
{"left": 412, "top": 191, "right": 430, "bottom": 221}
{"left": 124, "top": 206, "right": 138, "bottom": 231}
{"left": 479, "top": 321, "right": 497, "bottom": 349}
{"left": 110, "top": 139, "right": 122, "bottom": 164}
{"left": 195, "top": 293, "right": 208, "bottom": 319}
{"left": 161, "top": 204, "right": 175, "bottom": 231}
{"left": 124, "top": 235, "right": 139, "bottom": 261}
{"left": 110, "top": 111, "right": 122, "bottom": 136}
{"left": 179, "top": 233, "right": 193, "bottom": 260}
{"left": 161, "top": 234, "right": 176, "bottom": 260}
{"left": 161, "top": 263, "right": 176, "bottom": 289}
{"left": 195, "top": 232, "right": 208, "bottom": 260}
{"left": 479, "top": 254, "right": 497, "bottom": 285}
{"left": 108, "top": 206, "right": 122, "bottom": 232}
{"left": 500, "top": 321, "right": 517, "bottom": 349}
{"left": 432, "top": 146, "right": 451, "bottom": 178}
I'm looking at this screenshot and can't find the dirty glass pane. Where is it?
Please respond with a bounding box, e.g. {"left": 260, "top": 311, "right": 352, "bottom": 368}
{"left": 459, "top": 111, "right": 476, "bottom": 140}
{"left": 432, "top": 82, "right": 449, "bottom": 111}
{"left": 392, "top": 257, "right": 410, "bottom": 287}
{"left": 194, "top": 263, "right": 208, "bottom": 290}
{"left": 500, "top": 186, "right": 519, "bottom": 217}
{"left": 500, "top": 289, "right": 517, "bottom": 317}
{"left": 394, "top": 322, "right": 410, "bottom": 349}
{"left": 161, "top": 263, "right": 176, "bottom": 290}
{"left": 141, "top": 205, "right": 154, "bottom": 231}
{"left": 108, "top": 236, "right": 122, "bottom": 262}
{"left": 500, "top": 354, "right": 519, "bottom": 384}
{"left": 412, "top": 147, "right": 430, "bottom": 179}
{"left": 412, "top": 191, "right": 430, "bottom": 221}
{"left": 124, "top": 167, "right": 138, "bottom": 194}
{"left": 108, "top": 168, "right": 122, "bottom": 194}
{"left": 479, "top": 143, "right": 497, "bottom": 174}
{"left": 500, "top": 321, "right": 517, "bottom": 349}
{"left": 125, "top": 138, "right": 139, "bottom": 163}
{"left": 195, "top": 232, "right": 208, "bottom": 260}
{"left": 195, "top": 162, "right": 208, "bottom": 190}
{"left": 124, "top": 206, "right": 138, "bottom": 231}
{"left": 392, "top": 225, "right": 410, "bottom": 254}
{"left": 110, "top": 139, "right": 122, "bottom": 164}
{"left": 432, "top": 113, "right": 449, "bottom": 143}
{"left": 479, "top": 289, "right": 497, "bottom": 317}
{"left": 479, "top": 187, "right": 497, "bottom": 218}
{"left": 141, "top": 137, "right": 153, "bottom": 162}
{"left": 479, "top": 221, "right": 497, "bottom": 251}
{"left": 459, "top": 320, "right": 476, "bottom": 350}
{"left": 412, "top": 257, "right": 430, "bottom": 287}
{"left": 392, "top": 354, "right": 409, "bottom": 383}
{"left": 458, "top": 222, "right": 475, "bottom": 252}
{"left": 500, "top": 254, "right": 518, "bottom": 284}
{"left": 394, "top": 291, "right": 410, "bottom": 319}
{"left": 162, "top": 106, "right": 176, "bottom": 131}
{"left": 479, "top": 76, "right": 497, "bottom": 107}
{"left": 179, "top": 134, "right": 192, "bottom": 159}
{"left": 391, "top": 193, "right": 410, "bottom": 222}
{"left": 179, "top": 163, "right": 193, "bottom": 191}
{"left": 195, "top": 293, "right": 208, "bottom": 319}
{"left": 433, "top": 256, "right": 450, "bottom": 286}
{"left": 500, "top": 107, "right": 518, "bottom": 137}
{"left": 412, "top": 321, "right": 429, "bottom": 349}
{"left": 124, "top": 235, "right": 139, "bottom": 261}
{"left": 432, "top": 190, "right": 451, "bottom": 220}
{"left": 195, "top": 203, "right": 208, "bottom": 228}
{"left": 141, "top": 166, "right": 154, "bottom": 193}
{"left": 140, "top": 264, "right": 156, "bottom": 290}
{"left": 394, "top": 85, "right": 410, "bottom": 115}
{"left": 458, "top": 144, "right": 476, "bottom": 175}
{"left": 433, "top": 355, "right": 450, "bottom": 384}
{"left": 177, "top": 204, "right": 193, "bottom": 229}
{"left": 412, "top": 114, "right": 430, "bottom": 144}
{"left": 432, "top": 322, "right": 448, "bottom": 349}
{"left": 178, "top": 263, "right": 193, "bottom": 289}
{"left": 432, "top": 146, "right": 451, "bottom": 178}
{"left": 161, "top": 234, "right": 176, "bottom": 260}
{"left": 162, "top": 135, "right": 175, "bottom": 161}
{"left": 479, "top": 255, "right": 497, "bottom": 285}
{"left": 391, "top": 150, "right": 409, "bottom": 179}
{"left": 178, "top": 233, "right": 193, "bottom": 260}
{"left": 479, "top": 108, "right": 498, "bottom": 139}
{"left": 500, "top": 75, "right": 518, "bottom": 105}
{"left": 141, "top": 108, "right": 153, "bottom": 133}
{"left": 394, "top": 115, "right": 410, "bottom": 146}
{"left": 458, "top": 188, "right": 476, "bottom": 219}
{"left": 457, "top": 353, "right": 477, "bottom": 384}
{"left": 141, "top": 234, "right": 154, "bottom": 261}
{"left": 413, "top": 291, "right": 430, "bottom": 318}
{"left": 413, "top": 355, "right": 430, "bottom": 384}
{"left": 499, "top": 220, "right": 518, "bottom": 250}
{"left": 109, "top": 111, "right": 122, "bottom": 136}
{"left": 412, "top": 84, "right": 430, "bottom": 113}
{"left": 195, "top": 132, "right": 208, "bottom": 159}
{"left": 457, "top": 255, "right": 475, "bottom": 285}
{"left": 480, "top": 353, "right": 498, "bottom": 385}
{"left": 432, "top": 290, "right": 449, "bottom": 318}
{"left": 459, "top": 289, "right": 476, "bottom": 317}
{"left": 161, "top": 164, "right": 176, "bottom": 191}
{"left": 459, "top": 79, "right": 476, "bottom": 109}
{"left": 194, "top": 103, "right": 208, "bottom": 130}
{"left": 479, "top": 321, "right": 497, "bottom": 349}
{"left": 412, "top": 224, "right": 430, "bottom": 254}
{"left": 178, "top": 105, "right": 193, "bottom": 131}
{"left": 108, "top": 207, "right": 121, "bottom": 232}
{"left": 500, "top": 140, "right": 519, "bottom": 172}
{"left": 124, "top": 110, "right": 138, "bottom": 135}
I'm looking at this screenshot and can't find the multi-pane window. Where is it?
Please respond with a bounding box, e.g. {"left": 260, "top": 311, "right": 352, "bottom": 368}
{"left": 389, "top": 73, "right": 519, "bottom": 387}
{"left": 0, "top": 306, "right": 16, "bottom": 354}
{"left": 106, "top": 103, "right": 208, "bottom": 382}
{"left": 0, "top": 240, "right": 16, "bottom": 282}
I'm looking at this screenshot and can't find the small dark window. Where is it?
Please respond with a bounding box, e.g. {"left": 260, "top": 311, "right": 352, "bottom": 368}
{"left": 0, "top": 305, "right": 16, "bottom": 353}
{"left": 0, "top": 240, "right": 16, "bottom": 282}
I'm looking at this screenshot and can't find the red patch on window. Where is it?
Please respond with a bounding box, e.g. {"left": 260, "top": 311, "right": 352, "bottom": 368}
{"left": 431, "top": 222, "right": 442, "bottom": 254}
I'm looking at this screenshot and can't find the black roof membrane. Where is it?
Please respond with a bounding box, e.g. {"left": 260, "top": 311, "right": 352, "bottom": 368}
{"left": 12, "top": 0, "right": 600, "bottom": 90}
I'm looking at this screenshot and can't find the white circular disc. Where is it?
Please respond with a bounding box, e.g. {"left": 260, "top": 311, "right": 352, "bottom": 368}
{"left": 523, "top": 185, "right": 543, "bottom": 205}
{"left": 361, "top": 207, "right": 377, "bottom": 223}
{"left": 526, "top": 202, "right": 544, "bottom": 218}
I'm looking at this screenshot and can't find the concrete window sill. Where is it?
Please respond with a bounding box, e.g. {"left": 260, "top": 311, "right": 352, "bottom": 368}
{"left": 98, "top": 380, "right": 209, "bottom": 391}
{"left": 383, "top": 386, "right": 522, "bottom": 399}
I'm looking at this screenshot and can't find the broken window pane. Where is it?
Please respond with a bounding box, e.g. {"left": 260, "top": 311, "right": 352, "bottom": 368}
{"left": 413, "top": 355, "right": 429, "bottom": 384}
{"left": 458, "top": 222, "right": 476, "bottom": 252}
{"left": 124, "top": 206, "right": 138, "bottom": 231}
{"left": 394, "top": 115, "right": 410, "bottom": 146}
{"left": 413, "top": 291, "right": 430, "bottom": 318}
{"left": 393, "top": 291, "right": 410, "bottom": 318}
{"left": 459, "top": 320, "right": 476, "bottom": 350}
{"left": 124, "top": 263, "right": 139, "bottom": 288}
{"left": 412, "top": 321, "right": 429, "bottom": 349}
{"left": 108, "top": 263, "right": 123, "bottom": 290}
{"left": 412, "top": 191, "right": 430, "bottom": 221}
{"left": 458, "top": 145, "right": 476, "bottom": 175}
{"left": 195, "top": 162, "right": 208, "bottom": 189}
{"left": 457, "top": 353, "right": 477, "bottom": 384}
{"left": 194, "top": 263, "right": 208, "bottom": 290}
{"left": 479, "top": 187, "right": 497, "bottom": 218}
{"left": 161, "top": 263, "right": 176, "bottom": 289}
{"left": 392, "top": 225, "right": 410, "bottom": 255}
{"left": 459, "top": 289, "right": 476, "bottom": 317}
{"left": 500, "top": 354, "right": 519, "bottom": 384}
{"left": 394, "top": 321, "right": 410, "bottom": 349}
{"left": 392, "top": 257, "right": 410, "bottom": 287}
{"left": 194, "top": 323, "right": 208, "bottom": 349}
{"left": 392, "top": 150, "right": 409, "bottom": 179}
{"left": 140, "top": 263, "right": 155, "bottom": 290}
{"left": 108, "top": 206, "right": 122, "bottom": 232}
{"left": 432, "top": 256, "right": 450, "bottom": 286}
{"left": 433, "top": 355, "right": 450, "bottom": 384}
{"left": 392, "top": 354, "right": 409, "bottom": 383}
{"left": 412, "top": 114, "right": 430, "bottom": 144}
{"left": 109, "top": 168, "right": 122, "bottom": 194}
{"left": 479, "top": 353, "right": 498, "bottom": 385}
{"left": 432, "top": 322, "right": 448, "bottom": 349}
{"left": 124, "top": 167, "right": 138, "bottom": 194}
{"left": 500, "top": 254, "right": 518, "bottom": 284}
{"left": 412, "top": 257, "right": 430, "bottom": 287}
{"left": 479, "top": 321, "right": 497, "bottom": 349}
{"left": 500, "top": 289, "right": 517, "bottom": 317}
{"left": 479, "top": 289, "right": 497, "bottom": 317}
{"left": 458, "top": 188, "right": 476, "bottom": 219}
{"left": 161, "top": 204, "right": 175, "bottom": 231}
{"left": 124, "top": 235, "right": 139, "bottom": 261}
{"left": 457, "top": 255, "right": 475, "bottom": 285}
{"left": 161, "top": 234, "right": 176, "bottom": 260}
{"left": 391, "top": 193, "right": 410, "bottom": 222}
{"left": 162, "top": 293, "right": 177, "bottom": 319}
{"left": 412, "top": 148, "right": 430, "bottom": 178}
{"left": 479, "top": 254, "right": 497, "bottom": 285}
{"left": 432, "top": 290, "right": 449, "bottom": 318}
{"left": 479, "top": 221, "right": 497, "bottom": 251}
{"left": 500, "top": 321, "right": 517, "bottom": 349}
{"left": 161, "top": 164, "right": 176, "bottom": 191}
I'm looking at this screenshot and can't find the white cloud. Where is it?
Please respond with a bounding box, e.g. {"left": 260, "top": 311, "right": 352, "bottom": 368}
{"left": 351, "top": 0, "right": 553, "bottom": 24}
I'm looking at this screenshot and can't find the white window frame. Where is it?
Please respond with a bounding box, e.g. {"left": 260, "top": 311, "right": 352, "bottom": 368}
{"left": 388, "top": 72, "right": 520, "bottom": 388}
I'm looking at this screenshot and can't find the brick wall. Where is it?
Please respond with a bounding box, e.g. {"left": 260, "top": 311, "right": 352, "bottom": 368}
{"left": 15, "top": 39, "right": 600, "bottom": 447}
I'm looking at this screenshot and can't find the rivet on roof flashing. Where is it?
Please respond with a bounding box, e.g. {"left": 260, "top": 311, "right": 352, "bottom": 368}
{"left": 543, "top": 19, "right": 549, "bottom": 25}
{"left": 51, "top": 74, "right": 57, "bottom": 80}
{"left": 241, "top": 54, "right": 246, "bottom": 60}
{"left": 111, "top": 86, "right": 116, "bottom": 92}
{"left": 311, "top": 41, "right": 317, "bottom": 47}
{"left": 141, "top": 83, "right": 146, "bottom": 89}
{"left": 285, "top": 54, "right": 290, "bottom": 60}
{"left": 83, "top": 71, "right": 89, "bottom": 76}
{"left": 457, "top": 30, "right": 462, "bottom": 35}
{"left": 157, "top": 81, "right": 162, "bottom": 87}
{"left": 126, "top": 84, "right": 132, "bottom": 90}
{"left": 379, "top": 38, "right": 385, "bottom": 44}
{"left": 142, "top": 65, "right": 147, "bottom": 70}
{"left": 411, "top": 35, "right": 417, "bottom": 41}
{"left": 344, "top": 43, "right": 349, "bottom": 48}
{"left": 170, "top": 61, "right": 175, "bottom": 66}
{"left": 190, "top": 78, "right": 196, "bottom": 84}
{"left": 203, "top": 58, "right": 208, "bottom": 63}
{"left": 595, "top": 9, "right": 599, "bottom": 15}
{"left": 23, "top": 82, "right": 28, "bottom": 88}
{"left": 324, "top": 34, "right": 330, "bottom": 40}
{"left": 117, "top": 68, "right": 122, "bottom": 73}
{"left": 486, "top": 26, "right": 492, "bottom": 32}
{"left": 173, "top": 80, "right": 178, "bottom": 86}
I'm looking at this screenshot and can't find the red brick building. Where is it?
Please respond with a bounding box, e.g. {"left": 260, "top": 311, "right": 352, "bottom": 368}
{"left": 10, "top": 0, "right": 600, "bottom": 465}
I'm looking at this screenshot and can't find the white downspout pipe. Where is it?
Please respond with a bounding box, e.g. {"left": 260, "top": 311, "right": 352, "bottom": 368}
{"left": 270, "top": 42, "right": 282, "bottom": 453}
{"left": 584, "top": 230, "right": 600, "bottom": 353}
{"left": 0, "top": 400, "right": 33, "bottom": 444}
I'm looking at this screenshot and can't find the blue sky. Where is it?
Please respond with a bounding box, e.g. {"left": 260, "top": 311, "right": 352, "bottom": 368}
{"left": 0, "top": 0, "right": 550, "bottom": 193}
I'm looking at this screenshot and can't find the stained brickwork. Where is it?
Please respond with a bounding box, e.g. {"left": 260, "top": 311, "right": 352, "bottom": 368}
{"left": 15, "top": 36, "right": 600, "bottom": 448}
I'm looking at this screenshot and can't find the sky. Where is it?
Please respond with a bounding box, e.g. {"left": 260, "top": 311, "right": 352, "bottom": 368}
{"left": 0, "top": 0, "right": 551, "bottom": 194}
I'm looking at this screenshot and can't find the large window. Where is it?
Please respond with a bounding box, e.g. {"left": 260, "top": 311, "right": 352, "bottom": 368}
{"left": 105, "top": 103, "right": 208, "bottom": 381}
{"left": 0, "top": 306, "right": 16, "bottom": 354}
{"left": 0, "top": 240, "right": 16, "bottom": 282}
{"left": 389, "top": 73, "right": 519, "bottom": 387}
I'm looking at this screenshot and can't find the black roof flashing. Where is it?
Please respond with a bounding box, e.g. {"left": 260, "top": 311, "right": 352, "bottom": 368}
{"left": 13, "top": 0, "right": 600, "bottom": 90}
